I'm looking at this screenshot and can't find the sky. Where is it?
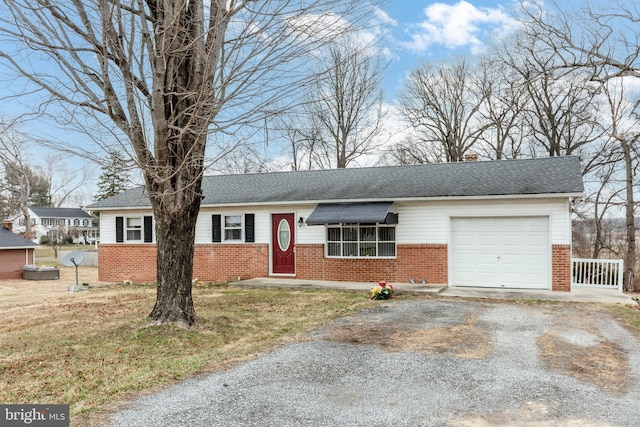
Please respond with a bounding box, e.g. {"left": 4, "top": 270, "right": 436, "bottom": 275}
{"left": 0, "top": 0, "right": 545, "bottom": 204}
{"left": 373, "top": 0, "right": 519, "bottom": 102}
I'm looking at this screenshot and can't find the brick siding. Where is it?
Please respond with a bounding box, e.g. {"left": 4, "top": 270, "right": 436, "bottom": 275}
{"left": 98, "top": 242, "right": 568, "bottom": 291}
{"left": 98, "top": 243, "right": 269, "bottom": 283}
{"left": 98, "top": 243, "right": 448, "bottom": 285}
{"left": 551, "top": 244, "right": 572, "bottom": 291}
{"left": 99, "top": 244, "right": 157, "bottom": 283}
{"left": 0, "top": 249, "right": 34, "bottom": 280}
{"left": 293, "top": 243, "right": 447, "bottom": 284}
{"left": 193, "top": 244, "right": 269, "bottom": 282}
{"left": 397, "top": 244, "right": 448, "bottom": 284}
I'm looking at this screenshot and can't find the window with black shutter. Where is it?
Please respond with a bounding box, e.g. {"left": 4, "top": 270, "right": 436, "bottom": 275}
{"left": 115, "top": 216, "right": 124, "bottom": 243}
{"left": 143, "top": 216, "right": 153, "bottom": 242}
{"left": 245, "top": 214, "right": 255, "bottom": 243}
{"left": 212, "top": 214, "right": 222, "bottom": 242}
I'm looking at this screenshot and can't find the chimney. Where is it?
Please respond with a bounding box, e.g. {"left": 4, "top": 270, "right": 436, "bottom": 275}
{"left": 464, "top": 151, "right": 478, "bottom": 162}
{"left": 2, "top": 220, "right": 13, "bottom": 232}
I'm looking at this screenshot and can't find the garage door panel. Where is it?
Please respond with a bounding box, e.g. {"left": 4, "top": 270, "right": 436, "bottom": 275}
{"left": 451, "top": 217, "right": 550, "bottom": 289}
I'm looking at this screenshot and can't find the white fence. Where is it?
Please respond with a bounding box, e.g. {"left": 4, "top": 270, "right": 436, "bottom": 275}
{"left": 572, "top": 258, "right": 623, "bottom": 291}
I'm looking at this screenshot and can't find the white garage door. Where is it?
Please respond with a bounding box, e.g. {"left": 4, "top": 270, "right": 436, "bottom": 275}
{"left": 451, "top": 216, "right": 550, "bottom": 289}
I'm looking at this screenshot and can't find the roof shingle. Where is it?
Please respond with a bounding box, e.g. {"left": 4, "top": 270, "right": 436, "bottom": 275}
{"left": 87, "top": 156, "right": 584, "bottom": 209}
{"left": 0, "top": 227, "right": 38, "bottom": 249}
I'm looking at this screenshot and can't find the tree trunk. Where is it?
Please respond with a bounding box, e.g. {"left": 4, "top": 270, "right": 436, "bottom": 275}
{"left": 148, "top": 191, "right": 201, "bottom": 327}
{"left": 623, "top": 141, "right": 636, "bottom": 292}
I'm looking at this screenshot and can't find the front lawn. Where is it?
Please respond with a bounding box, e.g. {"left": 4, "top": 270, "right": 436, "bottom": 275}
{"left": 0, "top": 281, "right": 374, "bottom": 426}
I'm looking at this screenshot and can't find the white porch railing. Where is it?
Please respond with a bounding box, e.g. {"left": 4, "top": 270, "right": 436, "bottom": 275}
{"left": 572, "top": 258, "right": 623, "bottom": 292}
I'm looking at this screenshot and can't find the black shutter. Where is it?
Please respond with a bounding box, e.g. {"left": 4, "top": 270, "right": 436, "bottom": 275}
{"left": 115, "top": 216, "right": 124, "bottom": 243}
{"left": 212, "top": 214, "right": 221, "bottom": 242}
{"left": 143, "top": 216, "right": 153, "bottom": 242}
{"left": 245, "top": 214, "right": 255, "bottom": 243}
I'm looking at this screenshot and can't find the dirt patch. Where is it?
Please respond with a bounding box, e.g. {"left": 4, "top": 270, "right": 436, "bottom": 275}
{"left": 328, "top": 313, "right": 493, "bottom": 359}
{"left": 537, "top": 333, "right": 628, "bottom": 396}
{"left": 452, "top": 401, "right": 616, "bottom": 427}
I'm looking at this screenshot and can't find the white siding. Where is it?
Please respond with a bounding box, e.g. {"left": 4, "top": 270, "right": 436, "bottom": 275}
{"left": 100, "top": 197, "right": 572, "bottom": 247}
{"left": 196, "top": 205, "right": 319, "bottom": 245}
{"left": 395, "top": 198, "right": 571, "bottom": 245}
{"left": 99, "top": 210, "right": 152, "bottom": 243}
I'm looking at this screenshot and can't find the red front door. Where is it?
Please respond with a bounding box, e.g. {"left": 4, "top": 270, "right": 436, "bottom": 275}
{"left": 272, "top": 213, "right": 295, "bottom": 275}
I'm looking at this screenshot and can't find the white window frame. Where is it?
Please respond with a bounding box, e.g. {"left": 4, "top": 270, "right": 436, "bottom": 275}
{"left": 223, "top": 214, "right": 243, "bottom": 241}
{"left": 126, "top": 217, "right": 143, "bottom": 242}
{"left": 326, "top": 224, "right": 396, "bottom": 258}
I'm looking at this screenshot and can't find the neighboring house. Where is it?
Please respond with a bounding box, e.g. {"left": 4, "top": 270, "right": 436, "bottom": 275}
{"left": 13, "top": 207, "right": 97, "bottom": 244}
{"left": 0, "top": 221, "right": 37, "bottom": 280}
{"left": 87, "top": 156, "right": 584, "bottom": 291}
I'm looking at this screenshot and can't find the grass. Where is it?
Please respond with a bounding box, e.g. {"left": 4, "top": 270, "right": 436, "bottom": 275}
{"left": 608, "top": 303, "right": 640, "bottom": 330}
{"left": 0, "top": 282, "right": 376, "bottom": 426}
{"left": 35, "top": 244, "right": 90, "bottom": 260}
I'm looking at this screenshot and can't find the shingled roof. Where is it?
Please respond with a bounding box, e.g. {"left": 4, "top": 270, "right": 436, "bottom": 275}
{"left": 0, "top": 226, "right": 38, "bottom": 249}
{"left": 30, "top": 207, "right": 92, "bottom": 218}
{"left": 87, "top": 156, "right": 584, "bottom": 210}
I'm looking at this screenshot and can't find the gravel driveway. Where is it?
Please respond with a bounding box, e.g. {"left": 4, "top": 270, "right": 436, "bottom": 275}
{"left": 106, "top": 299, "right": 640, "bottom": 426}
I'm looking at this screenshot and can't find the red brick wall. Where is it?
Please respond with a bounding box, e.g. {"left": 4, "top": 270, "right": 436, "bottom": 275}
{"left": 98, "top": 242, "right": 571, "bottom": 290}
{"left": 193, "top": 244, "right": 269, "bottom": 282}
{"left": 99, "top": 244, "right": 157, "bottom": 282}
{"left": 552, "top": 244, "right": 571, "bottom": 291}
{"left": 294, "top": 244, "right": 397, "bottom": 282}
{"left": 98, "top": 243, "right": 449, "bottom": 285}
{"left": 98, "top": 243, "right": 269, "bottom": 283}
{"left": 0, "top": 249, "right": 34, "bottom": 280}
{"left": 397, "top": 244, "right": 448, "bottom": 284}
{"left": 294, "top": 243, "right": 448, "bottom": 284}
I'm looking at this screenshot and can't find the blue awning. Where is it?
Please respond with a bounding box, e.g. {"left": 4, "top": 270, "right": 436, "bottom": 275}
{"left": 306, "top": 202, "right": 397, "bottom": 225}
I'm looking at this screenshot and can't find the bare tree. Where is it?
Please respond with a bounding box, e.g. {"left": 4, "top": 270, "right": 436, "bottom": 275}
{"left": 0, "top": 120, "right": 33, "bottom": 237}
{"left": 37, "top": 154, "right": 93, "bottom": 207}
{"left": 517, "top": 1, "right": 640, "bottom": 291}
{"left": 598, "top": 79, "right": 640, "bottom": 291}
{"left": 399, "top": 59, "right": 490, "bottom": 163}
{"left": 496, "top": 32, "right": 604, "bottom": 164}
{"left": 295, "top": 40, "right": 386, "bottom": 169}
{"left": 0, "top": 0, "right": 372, "bottom": 326}
{"left": 475, "top": 56, "right": 528, "bottom": 160}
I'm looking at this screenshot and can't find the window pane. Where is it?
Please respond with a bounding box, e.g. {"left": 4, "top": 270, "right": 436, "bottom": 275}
{"left": 225, "top": 215, "right": 242, "bottom": 228}
{"left": 327, "top": 227, "right": 341, "bottom": 242}
{"left": 278, "top": 219, "right": 291, "bottom": 251}
{"left": 343, "top": 227, "right": 357, "bottom": 241}
{"left": 127, "top": 218, "right": 141, "bottom": 228}
{"left": 225, "top": 229, "right": 242, "bottom": 240}
{"left": 378, "top": 242, "right": 396, "bottom": 257}
{"left": 378, "top": 227, "right": 395, "bottom": 241}
{"left": 360, "top": 242, "right": 376, "bottom": 256}
{"left": 127, "top": 230, "right": 141, "bottom": 241}
{"left": 360, "top": 227, "right": 375, "bottom": 241}
{"left": 343, "top": 242, "right": 357, "bottom": 256}
{"left": 328, "top": 242, "right": 341, "bottom": 256}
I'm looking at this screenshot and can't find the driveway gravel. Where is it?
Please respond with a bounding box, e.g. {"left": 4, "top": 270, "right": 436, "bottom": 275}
{"left": 106, "top": 299, "right": 640, "bottom": 426}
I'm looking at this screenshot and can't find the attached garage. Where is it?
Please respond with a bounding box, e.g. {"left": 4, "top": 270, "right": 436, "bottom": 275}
{"left": 450, "top": 216, "right": 550, "bottom": 289}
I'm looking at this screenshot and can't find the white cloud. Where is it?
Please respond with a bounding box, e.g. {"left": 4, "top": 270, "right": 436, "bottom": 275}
{"left": 373, "top": 7, "right": 398, "bottom": 27}
{"left": 402, "top": 0, "right": 518, "bottom": 54}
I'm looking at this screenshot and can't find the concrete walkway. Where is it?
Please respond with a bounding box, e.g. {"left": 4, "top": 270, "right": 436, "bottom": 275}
{"left": 230, "top": 277, "right": 638, "bottom": 305}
